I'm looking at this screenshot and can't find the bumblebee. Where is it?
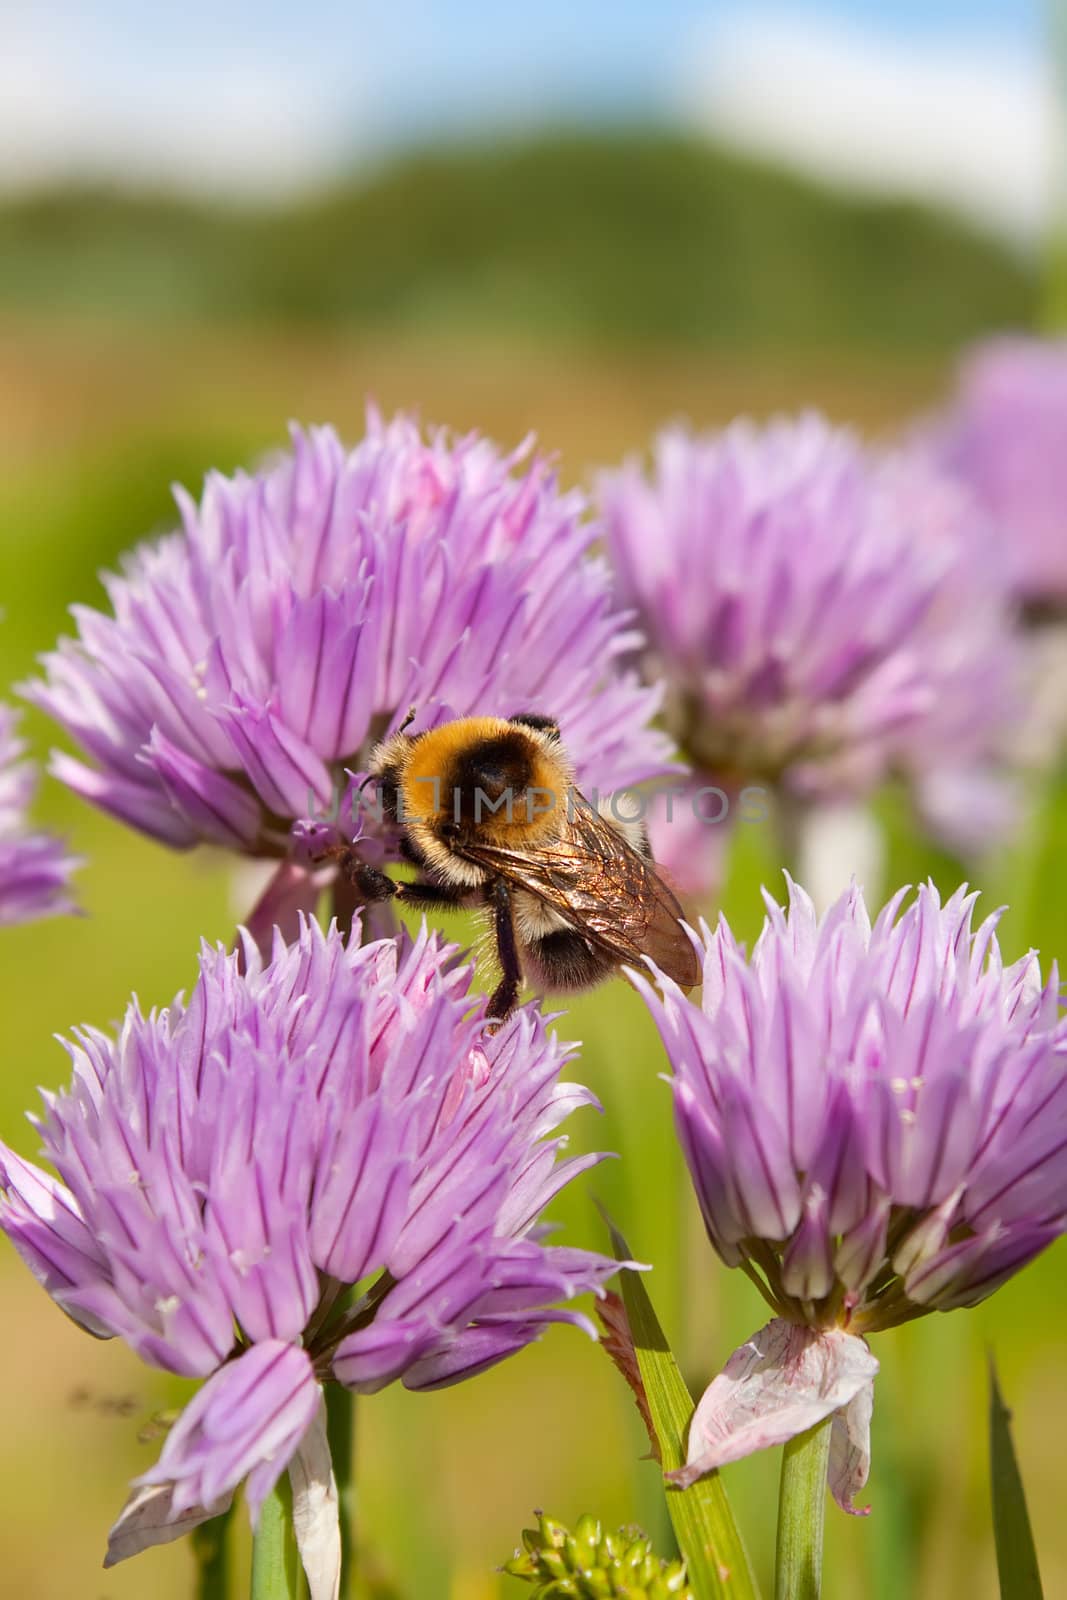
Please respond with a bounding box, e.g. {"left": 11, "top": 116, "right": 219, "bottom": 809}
{"left": 341, "top": 712, "right": 699, "bottom": 1019}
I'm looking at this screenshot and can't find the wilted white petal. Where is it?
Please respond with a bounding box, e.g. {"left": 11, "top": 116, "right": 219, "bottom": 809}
{"left": 828, "top": 1379, "right": 874, "bottom": 1515}
{"left": 104, "top": 1481, "right": 232, "bottom": 1568}
{"left": 669, "top": 1318, "right": 878, "bottom": 1488}
{"left": 288, "top": 1398, "right": 341, "bottom": 1600}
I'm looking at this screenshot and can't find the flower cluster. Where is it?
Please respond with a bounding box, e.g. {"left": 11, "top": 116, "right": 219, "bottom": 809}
{"left": 0, "top": 918, "right": 618, "bottom": 1582}
{"left": 0, "top": 703, "right": 78, "bottom": 925}
{"left": 599, "top": 416, "right": 1018, "bottom": 847}
{"left": 931, "top": 336, "right": 1067, "bottom": 609}
{"left": 6, "top": 376, "right": 1064, "bottom": 1596}
{"left": 28, "top": 410, "right": 671, "bottom": 865}
{"left": 635, "top": 878, "right": 1067, "bottom": 1502}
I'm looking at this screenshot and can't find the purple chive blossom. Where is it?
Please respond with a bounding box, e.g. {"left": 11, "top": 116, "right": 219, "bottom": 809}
{"left": 0, "top": 918, "right": 619, "bottom": 1592}
{"left": 930, "top": 336, "right": 1067, "bottom": 609}
{"left": 0, "top": 703, "right": 78, "bottom": 924}
{"left": 632, "top": 878, "right": 1067, "bottom": 1511}
{"left": 26, "top": 411, "right": 671, "bottom": 881}
{"left": 598, "top": 416, "right": 1019, "bottom": 853}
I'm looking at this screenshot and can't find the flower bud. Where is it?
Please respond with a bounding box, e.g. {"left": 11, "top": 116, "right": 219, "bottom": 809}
{"left": 504, "top": 1512, "right": 692, "bottom": 1598}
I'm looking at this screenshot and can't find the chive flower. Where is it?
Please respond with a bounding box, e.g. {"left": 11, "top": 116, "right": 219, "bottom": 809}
{"left": 633, "top": 878, "right": 1066, "bottom": 1509}
{"left": 0, "top": 918, "right": 620, "bottom": 1590}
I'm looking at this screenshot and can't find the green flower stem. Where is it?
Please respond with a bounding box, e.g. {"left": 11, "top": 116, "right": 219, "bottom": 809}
{"left": 192, "top": 1504, "right": 233, "bottom": 1600}
{"left": 775, "top": 1415, "right": 833, "bottom": 1600}
{"left": 327, "top": 1381, "right": 356, "bottom": 1596}
{"left": 251, "top": 1475, "right": 303, "bottom": 1600}
{"left": 327, "top": 863, "right": 367, "bottom": 1600}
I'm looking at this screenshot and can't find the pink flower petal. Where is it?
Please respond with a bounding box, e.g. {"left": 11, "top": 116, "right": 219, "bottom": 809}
{"left": 669, "top": 1317, "right": 878, "bottom": 1488}
{"left": 136, "top": 1340, "right": 320, "bottom": 1522}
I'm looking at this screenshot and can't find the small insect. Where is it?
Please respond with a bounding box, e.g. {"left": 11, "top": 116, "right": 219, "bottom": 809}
{"left": 338, "top": 711, "right": 699, "bottom": 1019}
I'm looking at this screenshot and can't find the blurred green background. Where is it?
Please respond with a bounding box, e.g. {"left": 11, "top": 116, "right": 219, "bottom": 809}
{"left": 1, "top": 3, "right": 1064, "bottom": 1594}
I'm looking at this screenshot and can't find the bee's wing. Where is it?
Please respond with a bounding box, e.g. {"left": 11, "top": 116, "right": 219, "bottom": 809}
{"left": 456, "top": 802, "right": 700, "bottom": 989}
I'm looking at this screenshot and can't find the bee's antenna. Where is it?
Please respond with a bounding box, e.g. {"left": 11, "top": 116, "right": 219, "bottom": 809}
{"left": 397, "top": 704, "right": 418, "bottom": 736}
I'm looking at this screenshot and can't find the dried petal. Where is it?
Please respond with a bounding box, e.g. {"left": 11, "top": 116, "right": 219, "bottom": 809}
{"left": 670, "top": 1319, "right": 878, "bottom": 1488}
{"left": 288, "top": 1400, "right": 341, "bottom": 1600}
{"left": 828, "top": 1378, "right": 874, "bottom": 1516}
{"left": 597, "top": 1290, "right": 660, "bottom": 1462}
{"left": 104, "top": 1482, "right": 232, "bottom": 1568}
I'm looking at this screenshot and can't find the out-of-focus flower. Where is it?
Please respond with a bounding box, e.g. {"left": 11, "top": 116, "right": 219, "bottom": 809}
{"left": 0, "top": 918, "right": 619, "bottom": 1593}
{"left": 931, "top": 336, "right": 1067, "bottom": 609}
{"left": 26, "top": 410, "right": 672, "bottom": 917}
{"left": 0, "top": 703, "right": 78, "bottom": 924}
{"left": 598, "top": 416, "right": 1020, "bottom": 859}
{"left": 633, "top": 878, "right": 1067, "bottom": 1509}
{"left": 644, "top": 775, "right": 757, "bottom": 907}
{"left": 505, "top": 1511, "right": 691, "bottom": 1598}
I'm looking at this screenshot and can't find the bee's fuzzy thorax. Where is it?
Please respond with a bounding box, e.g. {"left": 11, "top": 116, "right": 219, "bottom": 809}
{"left": 373, "top": 715, "right": 573, "bottom": 850}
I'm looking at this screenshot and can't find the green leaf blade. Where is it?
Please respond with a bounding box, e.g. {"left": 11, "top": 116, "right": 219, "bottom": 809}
{"left": 989, "top": 1358, "right": 1044, "bottom": 1600}
{"left": 608, "top": 1219, "right": 761, "bottom": 1600}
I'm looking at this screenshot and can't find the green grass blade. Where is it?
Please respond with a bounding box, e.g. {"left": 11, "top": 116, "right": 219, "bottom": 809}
{"left": 607, "top": 1218, "right": 761, "bottom": 1600}
{"left": 191, "top": 1504, "right": 233, "bottom": 1600}
{"left": 989, "top": 1358, "right": 1044, "bottom": 1600}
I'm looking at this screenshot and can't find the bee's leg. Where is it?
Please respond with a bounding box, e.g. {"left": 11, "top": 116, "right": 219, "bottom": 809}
{"left": 398, "top": 834, "right": 427, "bottom": 868}
{"left": 333, "top": 851, "right": 398, "bottom": 902}
{"left": 394, "top": 879, "right": 468, "bottom": 910}
{"left": 331, "top": 836, "right": 464, "bottom": 910}
{"left": 486, "top": 878, "right": 522, "bottom": 1020}
{"left": 392, "top": 837, "right": 465, "bottom": 908}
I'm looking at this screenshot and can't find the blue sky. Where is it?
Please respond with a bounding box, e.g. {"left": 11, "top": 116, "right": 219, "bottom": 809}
{"left": 1, "top": 2, "right": 1053, "bottom": 241}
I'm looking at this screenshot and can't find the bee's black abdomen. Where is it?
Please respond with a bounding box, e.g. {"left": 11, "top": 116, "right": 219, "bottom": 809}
{"left": 523, "top": 928, "right": 615, "bottom": 993}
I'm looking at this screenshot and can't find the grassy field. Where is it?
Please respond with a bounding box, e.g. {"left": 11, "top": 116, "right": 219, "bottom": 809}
{"left": 0, "top": 320, "right": 1063, "bottom": 1600}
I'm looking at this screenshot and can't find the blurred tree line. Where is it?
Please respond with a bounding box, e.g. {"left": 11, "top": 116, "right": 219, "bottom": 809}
{"left": 0, "top": 130, "right": 1034, "bottom": 348}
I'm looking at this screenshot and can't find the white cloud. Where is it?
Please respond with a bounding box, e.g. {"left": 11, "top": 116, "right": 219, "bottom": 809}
{"left": 0, "top": 13, "right": 362, "bottom": 196}
{"left": 677, "top": 8, "right": 1056, "bottom": 245}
